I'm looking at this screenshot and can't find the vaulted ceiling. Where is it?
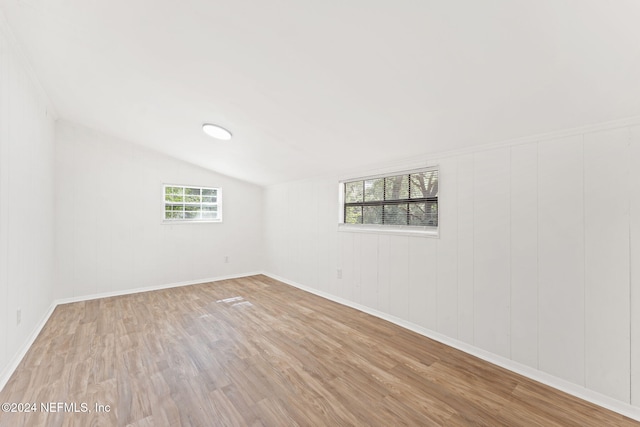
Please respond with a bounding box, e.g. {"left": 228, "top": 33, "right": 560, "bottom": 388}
{"left": 2, "top": 0, "right": 640, "bottom": 185}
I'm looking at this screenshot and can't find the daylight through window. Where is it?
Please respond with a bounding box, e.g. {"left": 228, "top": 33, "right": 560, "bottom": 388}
{"left": 342, "top": 169, "right": 438, "bottom": 228}
{"left": 164, "top": 185, "right": 221, "bottom": 222}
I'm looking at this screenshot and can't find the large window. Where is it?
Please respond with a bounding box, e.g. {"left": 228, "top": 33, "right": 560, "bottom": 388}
{"left": 164, "top": 185, "right": 221, "bottom": 222}
{"left": 340, "top": 168, "right": 438, "bottom": 231}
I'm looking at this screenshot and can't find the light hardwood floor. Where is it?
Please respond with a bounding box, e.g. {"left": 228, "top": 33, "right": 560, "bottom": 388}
{"left": 0, "top": 275, "right": 637, "bottom": 426}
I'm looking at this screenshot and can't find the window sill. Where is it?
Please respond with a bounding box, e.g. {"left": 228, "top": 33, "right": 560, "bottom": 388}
{"left": 162, "top": 220, "right": 223, "bottom": 225}
{"left": 338, "top": 224, "right": 439, "bottom": 238}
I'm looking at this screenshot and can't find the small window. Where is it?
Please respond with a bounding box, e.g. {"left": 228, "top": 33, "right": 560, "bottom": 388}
{"left": 340, "top": 168, "right": 438, "bottom": 232}
{"left": 163, "top": 185, "right": 222, "bottom": 222}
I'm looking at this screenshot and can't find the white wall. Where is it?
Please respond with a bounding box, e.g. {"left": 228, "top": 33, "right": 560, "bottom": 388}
{"left": 264, "top": 123, "right": 640, "bottom": 409}
{"left": 54, "top": 121, "right": 263, "bottom": 300}
{"left": 0, "top": 18, "right": 55, "bottom": 382}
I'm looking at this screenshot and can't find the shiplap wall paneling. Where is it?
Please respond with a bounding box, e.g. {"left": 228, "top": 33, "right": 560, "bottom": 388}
{"left": 301, "top": 181, "right": 319, "bottom": 287}
{"left": 584, "top": 128, "right": 630, "bottom": 402}
{"left": 279, "top": 185, "right": 292, "bottom": 281}
{"left": 316, "top": 180, "right": 337, "bottom": 296}
{"left": 0, "top": 30, "right": 9, "bottom": 372}
{"left": 408, "top": 237, "right": 437, "bottom": 330}
{"left": 630, "top": 125, "right": 640, "bottom": 407}
{"left": 73, "top": 136, "right": 99, "bottom": 296}
{"left": 157, "top": 225, "right": 184, "bottom": 286}
{"left": 53, "top": 133, "right": 74, "bottom": 298}
{"left": 277, "top": 184, "right": 291, "bottom": 280}
{"left": 262, "top": 124, "right": 640, "bottom": 412}
{"left": 538, "top": 135, "right": 585, "bottom": 386}
{"left": 97, "top": 135, "right": 115, "bottom": 291}
{"left": 265, "top": 185, "right": 286, "bottom": 279}
{"left": 130, "top": 148, "right": 162, "bottom": 289}
{"left": 509, "top": 143, "right": 539, "bottom": 368}
{"left": 360, "top": 234, "right": 380, "bottom": 310}
{"left": 473, "top": 148, "right": 510, "bottom": 357}
{"left": 14, "top": 61, "right": 26, "bottom": 330}
{"left": 436, "top": 157, "right": 458, "bottom": 338}
{"left": 184, "top": 224, "right": 206, "bottom": 281}
{"left": 0, "top": 21, "right": 55, "bottom": 385}
{"left": 388, "top": 235, "right": 410, "bottom": 320}
{"left": 310, "top": 181, "right": 323, "bottom": 290}
{"left": 286, "top": 184, "right": 302, "bottom": 284}
{"left": 6, "top": 52, "right": 25, "bottom": 356}
{"left": 377, "top": 234, "right": 391, "bottom": 314}
{"left": 457, "top": 153, "right": 475, "bottom": 344}
{"left": 11, "top": 64, "right": 27, "bottom": 328}
{"left": 276, "top": 185, "right": 288, "bottom": 279}
{"left": 107, "top": 141, "right": 136, "bottom": 292}
{"left": 297, "top": 181, "right": 313, "bottom": 286}
{"left": 352, "top": 232, "right": 363, "bottom": 305}
{"left": 263, "top": 186, "right": 276, "bottom": 274}
{"left": 338, "top": 231, "right": 355, "bottom": 302}
{"left": 96, "top": 139, "right": 116, "bottom": 290}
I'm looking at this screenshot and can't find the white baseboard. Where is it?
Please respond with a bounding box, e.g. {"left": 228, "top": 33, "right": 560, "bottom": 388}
{"left": 262, "top": 271, "right": 640, "bottom": 422}
{"left": 54, "top": 271, "right": 263, "bottom": 305}
{"left": 0, "top": 302, "right": 57, "bottom": 392}
{"left": 0, "top": 271, "right": 261, "bottom": 393}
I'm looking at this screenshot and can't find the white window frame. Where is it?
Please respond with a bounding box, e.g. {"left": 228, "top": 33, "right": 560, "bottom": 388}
{"left": 338, "top": 167, "right": 439, "bottom": 237}
{"left": 163, "top": 184, "right": 222, "bottom": 223}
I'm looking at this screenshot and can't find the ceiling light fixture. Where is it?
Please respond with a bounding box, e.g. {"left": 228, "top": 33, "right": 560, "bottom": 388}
{"left": 202, "top": 123, "right": 232, "bottom": 140}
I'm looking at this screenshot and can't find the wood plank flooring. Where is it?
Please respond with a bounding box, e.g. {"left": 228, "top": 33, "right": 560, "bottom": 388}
{"left": 0, "top": 275, "right": 637, "bottom": 426}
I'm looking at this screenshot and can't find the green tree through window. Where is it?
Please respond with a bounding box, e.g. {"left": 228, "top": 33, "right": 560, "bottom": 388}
{"left": 343, "top": 169, "right": 438, "bottom": 227}
{"left": 164, "top": 185, "right": 221, "bottom": 222}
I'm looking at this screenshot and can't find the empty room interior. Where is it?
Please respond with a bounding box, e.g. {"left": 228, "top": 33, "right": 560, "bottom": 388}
{"left": 1, "top": 0, "right": 640, "bottom": 425}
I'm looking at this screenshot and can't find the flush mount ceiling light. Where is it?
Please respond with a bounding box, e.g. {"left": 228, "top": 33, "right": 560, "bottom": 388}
{"left": 202, "top": 123, "right": 232, "bottom": 140}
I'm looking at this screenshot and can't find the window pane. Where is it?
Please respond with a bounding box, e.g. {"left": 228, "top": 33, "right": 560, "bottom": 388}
{"left": 202, "top": 189, "right": 216, "bottom": 196}
{"left": 364, "top": 178, "right": 384, "bottom": 202}
{"left": 166, "top": 186, "right": 183, "bottom": 195}
{"left": 408, "top": 202, "right": 425, "bottom": 225}
{"left": 202, "top": 212, "right": 218, "bottom": 219}
{"left": 408, "top": 202, "right": 438, "bottom": 226}
{"left": 185, "top": 205, "right": 200, "bottom": 212}
{"left": 409, "top": 170, "right": 438, "bottom": 199}
{"left": 185, "top": 211, "right": 200, "bottom": 219}
{"left": 345, "top": 181, "right": 364, "bottom": 203}
{"left": 426, "top": 201, "right": 438, "bottom": 226}
{"left": 166, "top": 204, "right": 183, "bottom": 211}
{"left": 345, "top": 206, "right": 363, "bottom": 224}
{"left": 165, "top": 194, "right": 184, "bottom": 203}
{"left": 165, "top": 211, "right": 184, "bottom": 220}
{"left": 384, "top": 175, "right": 409, "bottom": 201}
{"left": 202, "top": 196, "right": 216, "bottom": 203}
{"left": 383, "top": 204, "right": 408, "bottom": 225}
{"left": 202, "top": 205, "right": 218, "bottom": 211}
{"left": 185, "top": 187, "right": 201, "bottom": 196}
{"left": 363, "top": 205, "right": 383, "bottom": 224}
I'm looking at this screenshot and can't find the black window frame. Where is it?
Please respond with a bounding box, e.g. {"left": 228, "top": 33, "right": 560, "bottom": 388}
{"left": 341, "top": 168, "right": 439, "bottom": 229}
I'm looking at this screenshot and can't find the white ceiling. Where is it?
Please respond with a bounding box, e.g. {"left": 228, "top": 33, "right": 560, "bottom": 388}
{"left": 2, "top": 0, "right": 640, "bottom": 185}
